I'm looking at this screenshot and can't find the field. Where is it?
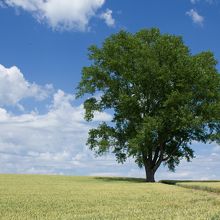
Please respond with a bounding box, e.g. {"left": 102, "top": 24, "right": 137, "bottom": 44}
{"left": 176, "top": 181, "right": 220, "bottom": 194}
{"left": 1, "top": 175, "right": 220, "bottom": 220}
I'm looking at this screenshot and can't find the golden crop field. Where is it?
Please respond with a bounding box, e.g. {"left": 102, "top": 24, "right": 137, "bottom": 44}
{"left": 0, "top": 174, "right": 220, "bottom": 220}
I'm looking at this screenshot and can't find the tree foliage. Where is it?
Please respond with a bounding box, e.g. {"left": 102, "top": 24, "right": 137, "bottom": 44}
{"left": 76, "top": 28, "right": 220, "bottom": 182}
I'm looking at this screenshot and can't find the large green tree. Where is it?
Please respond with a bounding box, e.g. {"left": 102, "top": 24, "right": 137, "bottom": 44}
{"left": 76, "top": 28, "right": 220, "bottom": 182}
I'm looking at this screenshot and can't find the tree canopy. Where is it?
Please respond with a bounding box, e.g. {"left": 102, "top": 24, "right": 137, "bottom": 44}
{"left": 76, "top": 28, "right": 220, "bottom": 182}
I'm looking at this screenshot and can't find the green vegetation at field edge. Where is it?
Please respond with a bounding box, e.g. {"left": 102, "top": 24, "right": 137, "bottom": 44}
{"left": 160, "top": 180, "right": 220, "bottom": 194}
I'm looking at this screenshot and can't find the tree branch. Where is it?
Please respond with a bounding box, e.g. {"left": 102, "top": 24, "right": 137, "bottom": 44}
{"left": 162, "top": 140, "right": 183, "bottom": 161}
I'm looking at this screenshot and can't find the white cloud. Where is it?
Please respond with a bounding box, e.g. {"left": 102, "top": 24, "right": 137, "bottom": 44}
{"left": 0, "top": 108, "right": 9, "bottom": 121}
{"left": 0, "top": 64, "right": 53, "bottom": 107}
{"left": 0, "top": 64, "right": 112, "bottom": 174}
{"left": 212, "top": 144, "right": 220, "bottom": 152}
{"left": 1, "top": 0, "right": 112, "bottom": 31}
{"left": 186, "top": 9, "right": 204, "bottom": 26}
{"left": 0, "top": 72, "right": 113, "bottom": 175}
{"left": 190, "top": 0, "right": 215, "bottom": 4}
{"left": 157, "top": 143, "right": 220, "bottom": 180}
{"left": 100, "top": 8, "right": 115, "bottom": 27}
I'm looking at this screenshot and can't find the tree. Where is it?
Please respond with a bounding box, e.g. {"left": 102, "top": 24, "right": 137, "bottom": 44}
{"left": 76, "top": 28, "right": 220, "bottom": 182}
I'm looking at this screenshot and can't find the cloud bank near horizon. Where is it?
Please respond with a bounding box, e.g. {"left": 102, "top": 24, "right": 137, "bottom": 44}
{"left": 0, "top": 64, "right": 220, "bottom": 180}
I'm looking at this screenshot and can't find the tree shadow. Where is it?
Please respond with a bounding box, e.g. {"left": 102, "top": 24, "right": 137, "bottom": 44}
{"left": 94, "top": 176, "right": 146, "bottom": 183}
{"left": 160, "top": 180, "right": 220, "bottom": 185}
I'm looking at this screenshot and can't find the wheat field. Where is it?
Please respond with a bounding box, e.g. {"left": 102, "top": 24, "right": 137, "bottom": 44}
{"left": 0, "top": 174, "right": 220, "bottom": 220}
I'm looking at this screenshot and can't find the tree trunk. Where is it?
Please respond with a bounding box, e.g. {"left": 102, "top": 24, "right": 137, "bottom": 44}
{"left": 144, "top": 165, "right": 156, "bottom": 182}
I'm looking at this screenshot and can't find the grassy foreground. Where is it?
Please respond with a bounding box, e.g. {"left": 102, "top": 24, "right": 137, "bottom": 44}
{"left": 1, "top": 175, "right": 220, "bottom": 220}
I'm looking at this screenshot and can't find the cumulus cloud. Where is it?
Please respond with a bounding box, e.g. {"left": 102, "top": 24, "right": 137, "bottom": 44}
{"left": 0, "top": 64, "right": 53, "bottom": 107}
{"left": 0, "top": 64, "right": 113, "bottom": 175}
{"left": 1, "top": 0, "right": 114, "bottom": 31}
{"left": 100, "top": 8, "right": 115, "bottom": 27}
{"left": 186, "top": 9, "right": 204, "bottom": 26}
{"left": 0, "top": 74, "right": 113, "bottom": 175}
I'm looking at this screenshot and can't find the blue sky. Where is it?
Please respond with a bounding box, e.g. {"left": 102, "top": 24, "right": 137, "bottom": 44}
{"left": 0, "top": 0, "right": 220, "bottom": 180}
